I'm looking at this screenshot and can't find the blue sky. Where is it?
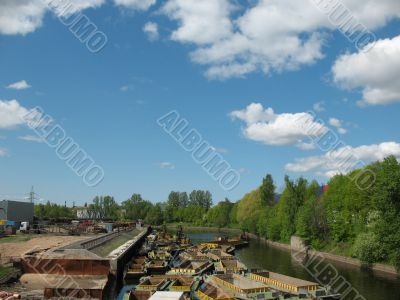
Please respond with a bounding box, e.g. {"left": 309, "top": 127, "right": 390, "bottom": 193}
{"left": 0, "top": 0, "right": 399, "bottom": 205}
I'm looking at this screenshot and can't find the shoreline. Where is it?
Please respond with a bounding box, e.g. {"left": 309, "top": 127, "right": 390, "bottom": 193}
{"left": 162, "top": 225, "right": 399, "bottom": 277}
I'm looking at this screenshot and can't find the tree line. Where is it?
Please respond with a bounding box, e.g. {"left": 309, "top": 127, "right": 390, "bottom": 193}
{"left": 234, "top": 156, "right": 400, "bottom": 270}
{"left": 34, "top": 155, "right": 400, "bottom": 270}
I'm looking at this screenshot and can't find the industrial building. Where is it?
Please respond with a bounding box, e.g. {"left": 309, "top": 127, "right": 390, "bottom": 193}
{"left": 0, "top": 200, "right": 34, "bottom": 223}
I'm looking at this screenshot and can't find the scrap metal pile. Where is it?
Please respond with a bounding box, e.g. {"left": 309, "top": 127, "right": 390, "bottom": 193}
{"left": 0, "top": 291, "right": 21, "bottom": 300}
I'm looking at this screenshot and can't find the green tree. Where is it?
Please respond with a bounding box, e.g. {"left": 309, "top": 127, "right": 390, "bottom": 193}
{"left": 236, "top": 189, "right": 260, "bottom": 224}
{"left": 370, "top": 156, "right": 400, "bottom": 269}
{"left": 296, "top": 181, "right": 328, "bottom": 247}
{"left": 189, "top": 190, "right": 213, "bottom": 210}
{"left": 145, "top": 204, "right": 164, "bottom": 225}
{"left": 34, "top": 202, "right": 75, "bottom": 219}
{"left": 167, "top": 191, "right": 181, "bottom": 208}
{"left": 122, "top": 194, "right": 152, "bottom": 221}
{"left": 260, "top": 174, "right": 275, "bottom": 206}
{"left": 205, "top": 198, "right": 233, "bottom": 228}
{"left": 179, "top": 192, "right": 189, "bottom": 207}
{"left": 278, "top": 176, "right": 308, "bottom": 241}
{"left": 352, "top": 232, "right": 385, "bottom": 264}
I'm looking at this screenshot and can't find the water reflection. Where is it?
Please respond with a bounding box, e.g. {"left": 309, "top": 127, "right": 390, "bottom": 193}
{"left": 117, "top": 232, "right": 400, "bottom": 300}
{"left": 188, "top": 232, "right": 400, "bottom": 300}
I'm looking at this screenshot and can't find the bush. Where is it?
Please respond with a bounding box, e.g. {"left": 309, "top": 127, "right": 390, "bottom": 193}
{"left": 352, "top": 232, "right": 385, "bottom": 264}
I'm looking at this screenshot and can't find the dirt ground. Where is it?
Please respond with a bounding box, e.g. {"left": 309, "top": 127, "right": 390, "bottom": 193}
{"left": 0, "top": 235, "right": 90, "bottom": 263}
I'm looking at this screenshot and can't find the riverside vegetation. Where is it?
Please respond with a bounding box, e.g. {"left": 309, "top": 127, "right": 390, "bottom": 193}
{"left": 34, "top": 155, "right": 400, "bottom": 270}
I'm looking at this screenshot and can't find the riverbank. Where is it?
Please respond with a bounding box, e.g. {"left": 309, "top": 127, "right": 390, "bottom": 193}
{"left": 162, "top": 225, "right": 399, "bottom": 277}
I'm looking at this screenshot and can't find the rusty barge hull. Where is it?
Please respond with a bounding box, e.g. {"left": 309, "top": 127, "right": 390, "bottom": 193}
{"left": 19, "top": 227, "right": 151, "bottom": 299}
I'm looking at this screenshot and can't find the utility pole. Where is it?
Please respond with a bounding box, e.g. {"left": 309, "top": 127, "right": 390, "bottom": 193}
{"left": 29, "top": 186, "right": 38, "bottom": 203}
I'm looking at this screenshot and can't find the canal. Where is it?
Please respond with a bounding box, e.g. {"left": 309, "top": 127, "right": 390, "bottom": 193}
{"left": 188, "top": 232, "right": 400, "bottom": 300}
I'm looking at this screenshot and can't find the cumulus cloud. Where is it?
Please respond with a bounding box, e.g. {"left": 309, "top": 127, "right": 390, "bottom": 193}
{"left": 18, "top": 135, "right": 43, "bottom": 143}
{"left": 230, "top": 103, "right": 328, "bottom": 149}
{"left": 143, "top": 22, "right": 159, "bottom": 41}
{"left": 333, "top": 35, "right": 400, "bottom": 106}
{"left": 230, "top": 103, "right": 275, "bottom": 124}
{"left": 0, "top": 148, "right": 8, "bottom": 157}
{"left": 158, "top": 162, "right": 175, "bottom": 169}
{"left": 285, "top": 142, "right": 400, "bottom": 177}
{"left": 113, "top": 0, "right": 156, "bottom": 11}
{"left": 329, "top": 118, "right": 342, "bottom": 128}
{"left": 6, "top": 80, "right": 31, "bottom": 90}
{"left": 162, "top": 0, "right": 400, "bottom": 79}
{"left": 0, "top": 100, "right": 37, "bottom": 129}
{"left": 329, "top": 117, "right": 347, "bottom": 134}
{"left": 297, "top": 142, "right": 316, "bottom": 151}
{"left": 49, "top": 0, "right": 105, "bottom": 17}
{"left": 0, "top": 0, "right": 46, "bottom": 35}
{"left": 313, "top": 101, "right": 325, "bottom": 112}
{"left": 0, "top": 0, "right": 105, "bottom": 35}
{"left": 120, "top": 84, "right": 134, "bottom": 92}
{"left": 161, "top": 0, "right": 233, "bottom": 45}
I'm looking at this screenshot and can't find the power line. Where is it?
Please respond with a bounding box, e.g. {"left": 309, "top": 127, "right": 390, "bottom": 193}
{"left": 0, "top": 187, "right": 45, "bottom": 203}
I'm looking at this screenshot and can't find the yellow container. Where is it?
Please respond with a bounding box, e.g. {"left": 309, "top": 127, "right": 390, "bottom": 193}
{"left": 0, "top": 220, "right": 6, "bottom": 225}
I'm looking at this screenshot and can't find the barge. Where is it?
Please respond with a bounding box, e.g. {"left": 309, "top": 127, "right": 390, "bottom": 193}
{"left": 123, "top": 230, "right": 340, "bottom": 300}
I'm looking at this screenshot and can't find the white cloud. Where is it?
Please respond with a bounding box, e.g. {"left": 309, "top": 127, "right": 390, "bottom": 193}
{"left": 0, "top": 100, "right": 36, "bottom": 129}
{"left": 6, "top": 80, "right": 31, "bottom": 90}
{"left": 162, "top": 0, "right": 400, "bottom": 79}
{"left": 18, "top": 135, "right": 43, "bottom": 143}
{"left": 0, "top": 0, "right": 46, "bottom": 35}
{"left": 313, "top": 101, "right": 325, "bottom": 112}
{"left": 230, "top": 103, "right": 275, "bottom": 125}
{"left": 333, "top": 35, "right": 400, "bottom": 106}
{"left": 0, "top": 0, "right": 105, "bottom": 35}
{"left": 120, "top": 84, "right": 134, "bottom": 92}
{"left": 230, "top": 103, "right": 328, "bottom": 148}
{"left": 143, "top": 22, "right": 159, "bottom": 41}
{"left": 162, "top": 0, "right": 233, "bottom": 45}
{"left": 297, "top": 142, "right": 316, "bottom": 151}
{"left": 158, "top": 162, "right": 175, "bottom": 169}
{"left": 329, "top": 117, "right": 347, "bottom": 135}
{"left": 285, "top": 141, "right": 400, "bottom": 177}
{"left": 0, "top": 148, "right": 8, "bottom": 157}
{"left": 49, "top": 0, "right": 105, "bottom": 17}
{"left": 329, "top": 118, "right": 342, "bottom": 128}
{"left": 113, "top": 0, "right": 156, "bottom": 11}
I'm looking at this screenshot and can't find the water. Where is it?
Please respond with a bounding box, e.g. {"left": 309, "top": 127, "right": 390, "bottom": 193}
{"left": 188, "top": 232, "right": 400, "bottom": 300}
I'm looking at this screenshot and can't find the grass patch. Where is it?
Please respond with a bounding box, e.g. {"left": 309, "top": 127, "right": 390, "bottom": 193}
{"left": 0, "top": 266, "right": 13, "bottom": 279}
{"left": 90, "top": 230, "right": 141, "bottom": 257}
{"left": 0, "top": 234, "right": 33, "bottom": 244}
